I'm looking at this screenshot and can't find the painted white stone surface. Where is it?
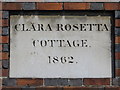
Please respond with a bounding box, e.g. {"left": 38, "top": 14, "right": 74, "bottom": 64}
{"left": 10, "top": 15, "right": 111, "bottom": 78}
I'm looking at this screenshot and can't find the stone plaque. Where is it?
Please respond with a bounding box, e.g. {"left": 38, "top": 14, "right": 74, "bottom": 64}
{"left": 10, "top": 15, "right": 112, "bottom": 78}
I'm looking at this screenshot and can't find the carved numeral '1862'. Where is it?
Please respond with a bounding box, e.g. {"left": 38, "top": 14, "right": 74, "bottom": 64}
{"left": 48, "top": 56, "right": 74, "bottom": 64}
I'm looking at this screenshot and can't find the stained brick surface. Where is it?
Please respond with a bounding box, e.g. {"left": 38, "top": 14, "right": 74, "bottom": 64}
{"left": 104, "top": 3, "right": 120, "bottom": 10}
{"left": 0, "top": 52, "right": 9, "bottom": 60}
{"left": 84, "top": 78, "right": 110, "bottom": 85}
{"left": 64, "top": 3, "right": 90, "bottom": 10}
{"left": 17, "top": 79, "right": 43, "bottom": 86}
{"left": 2, "top": 69, "right": 8, "bottom": 77}
{"left": 0, "top": 36, "right": 9, "bottom": 43}
{"left": 0, "top": 19, "right": 8, "bottom": 27}
{"left": 37, "top": 3, "right": 63, "bottom": 10}
{"left": 116, "top": 69, "right": 120, "bottom": 76}
{"left": 115, "top": 19, "right": 120, "bottom": 27}
{"left": 115, "top": 52, "right": 120, "bottom": 60}
{"left": 0, "top": 44, "right": 2, "bottom": 51}
{"left": 2, "top": 3, "right": 22, "bottom": 10}
{"left": 115, "top": 37, "right": 120, "bottom": 44}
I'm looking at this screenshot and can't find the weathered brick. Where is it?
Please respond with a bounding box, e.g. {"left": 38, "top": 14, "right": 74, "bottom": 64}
{"left": 3, "top": 44, "right": 9, "bottom": 52}
{"left": 115, "top": 44, "right": 120, "bottom": 52}
{"left": 115, "top": 52, "right": 120, "bottom": 60}
{"left": 2, "top": 27, "right": 9, "bottom": 36}
{"left": 0, "top": 19, "right": 8, "bottom": 27}
{"left": 0, "top": 52, "right": 9, "bottom": 60}
{"left": 105, "top": 87, "right": 120, "bottom": 90}
{"left": 0, "top": 60, "right": 2, "bottom": 69}
{"left": 64, "top": 3, "right": 90, "bottom": 10}
{"left": 0, "top": 2, "right": 2, "bottom": 11}
{"left": 115, "top": 28, "right": 120, "bottom": 36}
{"left": 37, "top": 3, "right": 63, "bottom": 10}
{"left": 116, "top": 69, "right": 120, "bottom": 76}
{"left": 22, "top": 87, "right": 35, "bottom": 90}
{"left": 45, "top": 78, "right": 68, "bottom": 86}
{"left": 68, "top": 79, "right": 82, "bottom": 86}
{"left": 0, "top": 36, "right": 9, "bottom": 43}
{"left": 2, "top": 3, "right": 22, "bottom": 10}
{"left": 0, "top": 44, "right": 2, "bottom": 51}
{"left": 115, "top": 19, "right": 120, "bottom": 27}
{"left": 22, "top": 3, "right": 35, "bottom": 10}
{"left": 0, "top": 68, "right": 1, "bottom": 77}
{"left": 115, "top": 11, "right": 120, "bottom": 18}
{"left": 104, "top": 3, "right": 120, "bottom": 10}
{"left": 0, "top": 78, "right": 2, "bottom": 87}
{"left": 0, "top": 11, "right": 2, "bottom": 19}
{"left": 2, "top": 60, "right": 9, "bottom": 69}
{"left": 36, "top": 87, "right": 63, "bottom": 90}
{"left": 90, "top": 3, "right": 103, "bottom": 10}
{"left": 115, "top": 36, "right": 120, "bottom": 44}
{"left": 3, "top": 78, "right": 16, "bottom": 86}
{"left": 2, "top": 87, "right": 21, "bottom": 90}
{"left": 0, "top": 28, "right": 2, "bottom": 35}
{"left": 2, "top": 69, "right": 8, "bottom": 77}
{"left": 63, "top": 87, "right": 104, "bottom": 90}
{"left": 116, "top": 60, "right": 120, "bottom": 69}
{"left": 112, "top": 77, "right": 120, "bottom": 86}
{"left": 84, "top": 78, "right": 110, "bottom": 85}
{"left": 2, "top": 11, "right": 9, "bottom": 19}
{"left": 17, "top": 79, "right": 43, "bottom": 86}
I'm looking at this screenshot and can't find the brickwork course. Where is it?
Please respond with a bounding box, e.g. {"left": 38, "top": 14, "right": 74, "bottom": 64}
{"left": 0, "top": 1, "right": 120, "bottom": 90}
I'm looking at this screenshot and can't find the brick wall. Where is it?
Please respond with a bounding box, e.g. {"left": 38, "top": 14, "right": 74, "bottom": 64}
{"left": 0, "top": 2, "right": 120, "bottom": 90}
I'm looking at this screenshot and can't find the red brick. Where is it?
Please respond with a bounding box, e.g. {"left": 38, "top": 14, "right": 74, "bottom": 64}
{"left": 0, "top": 61, "right": 2, "bottom": 67}
{"left": 84, "top": 0, "right": 109, "bottom": 1}
{"left": 63, "top": 87, "right": 102, "bottom": 90}
{"left": 0, "top": 11, "right": 2, "bottom": 19}
{"left": 84, "top": 78, "right": 110, "bottom": 85}
{"left": 0, "top": 19, "right": 8, "bottom": 27}
{"left": 37, "top": 3, "right": 63, "bottom": 10}
{"left": 115, "top": 52, "right": 120, "bottom": 60}
{"left": 17, "top": 79, "right": 43, "bottom": 86}
{"left": 105, "top": 87, "right": 120, "bottom": 90}
{"left": 2, "top": 19, "right": 8, "bottom": 27}
{"left": 0, "top": 69, "right": 1, "bottom": 77}
{"left": 2, "top": 69, "right": 8, "bottom": 77}
{"left": 0, "top": 2, "right": 2, "bottom": 10}
{"left": 2, "top": 87, "right": 21, "bottom": 90}
{"left": 0, "top": 44, "right": 2, "bottom": 51}
{"left": 2, "top": 3, "right": 22, "bottom": 10}
{"left": 64, "top": 3, "right": 90, "bottom": 10}
{"left": 116, "top": 69, "right": 120, "bottom": 76}
{"left": 0, "top": 52, "right": 9, "bottom": 60}
{"left": 36, "top": 87, "right": 63, "bottom": 90}
{"left": 115, "top": 37, "right": 120, "bottom": 44}
{"left": 0, "top": 28, "right": 2, "bottom": 35}
{"left": 0, "top": 78, "right": 2, "bottom": 87}
{"left": 0, "top": 36, "right": 9, "bottom": 43}
{"left": 115, "top": 19, "right": 120, "bottom": 27}
{"left": 104, "top": 3, "right": 120, "bottom": 10}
